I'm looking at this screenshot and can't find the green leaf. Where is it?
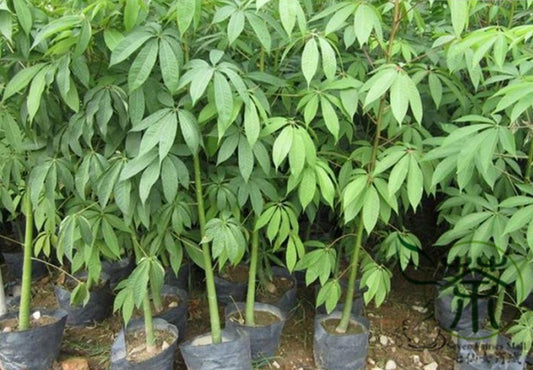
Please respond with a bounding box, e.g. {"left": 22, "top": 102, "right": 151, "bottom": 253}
{"left": 31, "top": 15, "right": 81, "bottom": 48}
{"left": 13, "top": 0, "right": 32, "bottom": 35}
{"left": 255, "top": 206, "right": 276, "bottom": 230}
{"left": 214, "top": 72, "right": 234, "bottom": 130}
{"left": 299, "top": 168, "right": 316, "bottom": 209}
{"left": 238, "top": 136, "right": 254, "bottom": 182}
{"left": 70, "top": 283, "right": 89, "bottom": 306}
{"left": 159, "top": 113, "right": 178, "bottom": 161}
{"left": 279, "top": 0, "right": 296, "bottom": 36}
{"left": 405, "top": 75, "right": 423, "bottom": 123}
{"left": 430, "top": 156, "right": 456, "bottom": 188}
{"left": 97, "top": 162, "right": 122, "bottom": 208}
{"left": 374, "top": 149, "right": 406, "bottom": 176}
{"left": 129, "top": 261, "right": 150, "bottom": 307}
{"left": 0, "top": 12, "right": 12, "bottom": 42}
{"left": 301, "top": 37, "right": 319, "bottom": 86}
{"left": 246, "top": 13, "right": 271, "bottom": 52}
{"left": 103, "top": 29, "right": 123, "bottom": 51}
{"left": 114, "top": 180, "right": 131, "bottom": 216}
{"left": 120, "top": 149, "right": 158, "bottom": 181}
{"left": 178, "top": 110, "right": 201, "bottom": 154}
{"left": 139, "top": 159, "right": 160, "bottom": 204}
{"left": 407, "top": 156, "right": 423, "bottom": 210}
{"left": 288, "top": 131, "right": 305, "bottom": 177}
{"left": 318, "top": 37, "right": 336, "bottom": 80}
{"left": 27, "top": 67, "right": 47, "bottom": 122}
{"left": 504, "top": 205, "right": 533, "bottom": 234}
{"left": 320, "top": 96, "right": 339, "bottom": 141}
{"left": 176, "top": 0, "right": 196, "bottom": 35}
{"left": 124, "top": 0, "right": 140, "bottom": 31}
{"left": 448, "top": 0, "right": 468, "bottom": 36}
{"left": 325, "top": 3, "right": 355, "bottom": 35}
{"left": 317, "top": 280, "right": 341, "bottom": 314}
{"left": 128, "top": 39, "right": 158, "bottom": 91}
{"left": 362, "top": 186, "right": 379, "bottom": 233}
{"left": 161, "top": 157, "right": 178, "bottom": 203}
{"left": 244, "top": 102, "right": 260, "bottom": 147}
{"left": 354, "top": 4, "right": 377, "bottom": 46}
{"left": 159, "top": 39, "right": 180, "bottom": 94}
{"left": 217, "top": 134, "right": 239, "bottom": 164}
{"left": 1, "top": 112, "right": 22, "bottom": 151}
{"left": 388, "top": 155, "right": 409, "bottom": 196}
{"left": 315, "top": 164, "right": 335, "bottom": 207}
{"left": 256, "top": 0, "right": 271, "bottom": 9}
{"left": 101, "top": 219, "right": 120, "bottom": 259}
{"left": 3, "top": 63, "right": 43, "bottom": 100}
{"left": 272, "top": 126, "right": 293, "bottom": 168}
{"left": 390, "top": 74, "right": 409, "bottom": 124}
{"left": 189, "top": 66, "right": 214, "bottom": 104}
{"left": 428, "top": 73, "right": 442, "bottom": 108}
{"left": 109, "top": 30, "right": 153, "bottom": 66}
{"left": 138, "top": 111, "right": 170, "bottom": 155}
{"left": 364, "top": 68, "right": 397, "bottom": 107}
{"left": 266, "top": 209, "right": 281, "bottom": 242}
{"left": 227, "top": 11, "right": 245, "bottom": 45}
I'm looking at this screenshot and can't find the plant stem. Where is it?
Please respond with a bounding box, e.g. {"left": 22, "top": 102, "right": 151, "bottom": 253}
{"left": 245, "top": 226, "right": 259, "bottom": 326}
{"left": 0, "top": 264, "right": 6, "bottom": 316}
{"left": 525, "top": 138, "right": 533, "bottom": 182}
{"left": 193, "top": 154, "right": 222, "bottom": 344}
{"left": 152, "top": 286, "right": 163, "bottom": 313}
{"left": 143, "top": 292, "right": 156, "bottom": 353}
{"left": 493, "top": 287, "right": 505, "bottom": 330}
{"left": 18, "top": 192, "right": 33, "bottom": 331}
{"left": 335, "top": 220, "right": 364, "bottom": 333}
{"left": 489, "top": 287, "right": 506, "bottom": 352}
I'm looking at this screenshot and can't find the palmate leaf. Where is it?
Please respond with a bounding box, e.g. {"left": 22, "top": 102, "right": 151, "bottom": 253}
{"left": 176, "top": 0, "right": 196, "bottom": 35}
{"left": 128, "top": 39, "right": 158, "bottom": 91}
{"left": 298, "top": 167, "right": 316, "bottom": 209}
{"left": 390, "top": 74, "right": 409, "bottom": 124}
{"left": 320, "top": 96, "right": 339, "bottom": 141}
{"left": 214, "top": 72, "right": 234, "bottom": 131}
{"left": 363, "top": 67, "right": 397, "bottom": 107}
{"left": 227, "top": 10, "right": 245, "bottom": 45}
{"left": 272, "top": 126, "right": 293, "bottom": 169}
{"left": 2, "top": 63, "right": 45, "bottom": 101}
{"left": 159, "top": 39, "right": 180, "bottom": 94}
{"left": 362, "top": 185, "right": 379, "bottom": 233}
{"left": 301, "top": 37, "right": 319, "bottom": 86}
{"left": 13, "top": 0, "right": 32, "bottom": 35}
{"left": 109, "top": 29, "right": 154, "bottom": 66}
{"left": 246, "top": 12, "right": 271, "bottom": 52}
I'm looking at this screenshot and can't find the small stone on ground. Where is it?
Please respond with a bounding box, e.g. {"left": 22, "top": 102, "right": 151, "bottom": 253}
{"left": 385, "top": 359, "right": 397, "bottom": 369}
{"left": 60, "top": 357, "right": 89, "bottom": 370}
{"left": 424, "top": 362, "right": 438, "bottom": 370}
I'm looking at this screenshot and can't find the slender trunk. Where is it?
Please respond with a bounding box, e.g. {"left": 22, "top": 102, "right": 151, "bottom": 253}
{"left": 0, "top": 264, "right": 7, "bottom": 316}
{"left": 335, "top": 220, "right": 364, "bottom": 333}
{"left": 18, "top": 192, "right": 33, "bottom": 330}
{"left": 194, "top": 154, "right": 222, "bottom": 344}
{"left": 525, "top": 137, "right": 533, "bottom": 182}
{"left": 151, "top": 287, "right": 163, "bottom": 313}
{"left": 143, "top": 292, "right": 156, "bottom": 353}
{"left": 488, "top": 287, "right": 506, "bottom": 353}
{"left": 245, "top": 227, "right": 259, "bottom": 326}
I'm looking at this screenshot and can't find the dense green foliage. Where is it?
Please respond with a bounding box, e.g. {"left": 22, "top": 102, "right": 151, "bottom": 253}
{"left": 1, "top": 0, "right": 532, "bottom": 351}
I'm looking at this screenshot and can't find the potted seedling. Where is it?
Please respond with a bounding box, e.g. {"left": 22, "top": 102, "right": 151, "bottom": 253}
{"left": 179, "top": 156, "right": 251, "bottom": 369}
{"left": 225, "top": 200, "right": 300, "bottom": 359}
{"left": 111, "top": 233, "right": 179, "bottom": 369}
{"left": 0, "top": 193, "right": 68, "bottom": 369}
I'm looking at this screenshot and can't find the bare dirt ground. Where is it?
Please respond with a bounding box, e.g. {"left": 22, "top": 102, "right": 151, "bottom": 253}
{"left": 3, "top": 263, "right": 531, "bottom": 370}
